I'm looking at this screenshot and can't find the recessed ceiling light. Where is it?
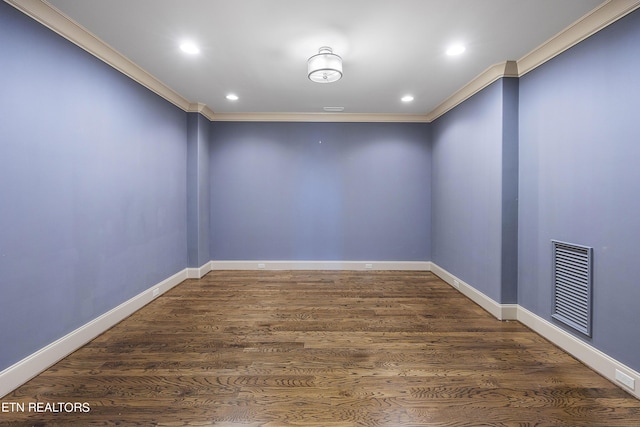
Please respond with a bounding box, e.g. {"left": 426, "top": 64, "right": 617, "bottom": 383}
{"left": 323, "top": 106, "right": 344, "bottom": 112}
{"left": 226, "top": 94, "right": 239, "bottom": 101}
{"left": 401, "top": 95, "right": 414, "bottom": 102}
{"left": 446, "top": 44, "right": 466, "bottom": 56}
{"left": 180, "top": 42, "right": 200, "bottom": 55}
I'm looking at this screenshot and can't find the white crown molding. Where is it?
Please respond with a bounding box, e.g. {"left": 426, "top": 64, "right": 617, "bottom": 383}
{"left": 7, "top": 0, "right": 640, "bottom": 123}
{"left": 5, "top": 0, "right": 192, "bottom": 111}
{"left": 5, "top": 0, "right": 427, "bottom": 124}
{"left": 210, "top": 113, "right": 430, "bottom": 123}
{"left": 424, "top": 0, "right": 640, "bottom": 122}
{"left": 187, "top": 103, "right": 216, "bottom": 121}
{"left": 517, "top": 0, "right": 640, "bottom": 77}
{"left": 0, "top": 268, "right": 188, "bottom": 398}
{"left": 425, "top": 61, "right": 519, "bottom": 122}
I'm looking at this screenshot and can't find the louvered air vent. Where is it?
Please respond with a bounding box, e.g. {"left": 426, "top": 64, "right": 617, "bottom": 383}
{"left": 552, "top": 240, "right": 593, "bottom": 337}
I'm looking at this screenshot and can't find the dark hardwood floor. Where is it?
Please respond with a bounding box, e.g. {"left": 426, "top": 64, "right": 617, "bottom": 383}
{"left": 2, "top": 270, "right": 639, "bottom": 426}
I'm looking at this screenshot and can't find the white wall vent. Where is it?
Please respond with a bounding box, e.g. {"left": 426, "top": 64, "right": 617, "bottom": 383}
{"left": 552, "top": 240, "right": 593, "bottom": 337}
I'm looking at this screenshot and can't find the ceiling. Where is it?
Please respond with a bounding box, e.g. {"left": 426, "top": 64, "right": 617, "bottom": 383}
{"left": 46, "top": 0, "right": 604, "bottom": 116}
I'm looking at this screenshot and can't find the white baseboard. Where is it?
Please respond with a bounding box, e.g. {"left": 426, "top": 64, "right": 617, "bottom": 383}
{"left": 0, "top": 260, "right": 429, "bottom": 398}
{"left": 430, "top": 263, "right": 517, "bottom": 320}
{"left": 3, "top": 262, "right": 638, "bottom": 400}
{"left": 0, "top": 268, "right": 188, "bottom": 398}
{"left": 187, "top": 261, "right": 213, "bottom": 278}
{"left": 517, "top": 306, "right": 640, "bottom": 399}
{"left": 430, "top": 262, "right": 639, "bottom": 399}
{"left": 210, "top": 260, "right": 432, "bottom": 271}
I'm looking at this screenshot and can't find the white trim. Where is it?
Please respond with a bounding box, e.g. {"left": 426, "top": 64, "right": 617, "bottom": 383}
{"left": 5, "top": 0, "right": 192, "bottom": 111}
{"left": 186, "top": 261, "right": 213, "bottom": 279}
{"left": 430, "top": 262, "right": 639, "bottom": 398}
{"left": 517, "top": 0, "right": 640, "bottom": 77}
{"left": 425, "top": 61, "right": 519, "bottom": 122}
{"left": 518, "top": 306, "right": 640, "bottom": 399}
{"left": 8, "top": 1, "right": 639, "bottom": 123}
{"left": 209, "top": 113, "right": 429, "bottom": 123}
{"left": 430, "top": 263, "right": 517, "bottom": 321}
{"left": 187, "top": 103, "right": 216, "bottom": 121}
{"left": 0, "top": 268, "right": 188, "bottom": 398}
{"left": 2, "top": 264, "right": 638, "bottom": 400}
{"left": 210, "top": 260, "right": 431, "bottom": 271}
{"left": 501, "top": 304, "right": 519, "bottom": 321}
{"left": 424, "top": 1, "right": 640, "bottom": 121}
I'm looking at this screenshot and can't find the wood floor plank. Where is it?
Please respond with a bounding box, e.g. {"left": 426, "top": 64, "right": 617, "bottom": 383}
{"left": 1, "top": 270, "right": 639, "bottom": 426}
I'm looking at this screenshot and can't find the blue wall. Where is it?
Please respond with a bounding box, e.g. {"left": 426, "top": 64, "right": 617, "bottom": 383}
{"left": 431, "top": 78, "right": 518, "bottom": 304}
{"left": 209, "top": 122, "right": 431, "bottom": 261}
{"left": 518, "top": 9, "right": 640, "bottom": 369}
{"left": 0, "top": 2, "right": 188, "bottom": 370}
{"left": 187, "top": 113, "right": 211, "bottom": 268}
{"left": 3, "top": 0, "right": 640, "bottom": 382}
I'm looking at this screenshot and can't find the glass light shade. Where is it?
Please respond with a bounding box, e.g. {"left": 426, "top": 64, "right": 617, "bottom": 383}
{"left": 308, "top": 47, "right": 343, "bottom": 83}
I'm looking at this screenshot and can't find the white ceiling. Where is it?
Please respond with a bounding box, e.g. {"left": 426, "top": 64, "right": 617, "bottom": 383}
{"left": 47, "top": 0, "right": 604, "bottom": 116}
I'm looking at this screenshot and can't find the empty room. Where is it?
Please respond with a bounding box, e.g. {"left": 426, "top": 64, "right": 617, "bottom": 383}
{"left": 1, "top": 0, "right": 640, "bottom": 425}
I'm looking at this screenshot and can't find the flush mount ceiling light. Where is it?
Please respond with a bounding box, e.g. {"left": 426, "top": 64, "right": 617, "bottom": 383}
{"left": 401, "top": 95, "right": 414, "bottom": 102}
{"left": 225, "top": 94, "right": 239, "bottom": 101}
{"left": 308, "top": 46, "right": 343, "bottom": 83}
